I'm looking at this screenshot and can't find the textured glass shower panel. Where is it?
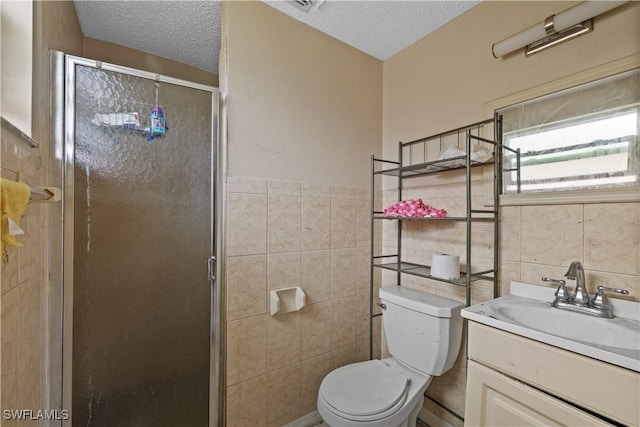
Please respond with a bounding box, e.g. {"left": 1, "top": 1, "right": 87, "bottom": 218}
{"left": 73, "top": 65, "right": 212, "bottom": 426}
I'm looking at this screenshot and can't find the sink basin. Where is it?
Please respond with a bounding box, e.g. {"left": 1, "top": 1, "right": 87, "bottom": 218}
{"left": 493, "top": 298, "right": 640, "bottom": 351}
{"left": 462, "top": 281, "right": 640, "bottom": 372}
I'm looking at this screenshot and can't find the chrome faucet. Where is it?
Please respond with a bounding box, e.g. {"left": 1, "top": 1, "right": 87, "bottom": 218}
{"left": 542, "top": 260, "right": 629, "bottom": 319}
{"left": 565, "top": 261, "right": 590, "bottom": 306}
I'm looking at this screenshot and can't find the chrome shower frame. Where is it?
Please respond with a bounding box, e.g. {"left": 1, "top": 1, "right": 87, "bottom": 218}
{"left": 50, "top": 51, "right": 226, "bottom": 426}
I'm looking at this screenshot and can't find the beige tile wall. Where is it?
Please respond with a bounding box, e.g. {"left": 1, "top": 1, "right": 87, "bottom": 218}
{"left": 380, "top": 169, "right": 640, "bottom": 426}
{"left": 1, "top": 126, "right": 49, "bottom": 426}
{"left": 501, "top": 202, "right": 640, "bottom": 301}
{"left": 225, "top": 176, "right": 381, "bottom": 427}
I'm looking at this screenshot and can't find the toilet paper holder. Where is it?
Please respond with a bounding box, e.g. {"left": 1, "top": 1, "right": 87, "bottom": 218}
{"left": 270, "top": 286, "right": 306, "bottom": 316}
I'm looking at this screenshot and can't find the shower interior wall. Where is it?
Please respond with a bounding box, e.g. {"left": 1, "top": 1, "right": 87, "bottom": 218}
{"left": 1, "top": 1, "right": 217, "bottom": 420}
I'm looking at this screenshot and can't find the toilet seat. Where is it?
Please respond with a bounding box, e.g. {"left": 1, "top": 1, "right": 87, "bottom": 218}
{"left": 319, "top": 360, "right": 411, "bottom": 422}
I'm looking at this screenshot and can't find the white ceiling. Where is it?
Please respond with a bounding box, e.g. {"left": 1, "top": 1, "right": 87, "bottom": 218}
{"left": 73, "top": 1, "right": 481, "bottom": 74}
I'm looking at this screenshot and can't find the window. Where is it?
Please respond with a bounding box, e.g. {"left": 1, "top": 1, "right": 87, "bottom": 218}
{"left": 499, "top": 68, "right": 639, "bottom": 194}
{"left": 0, "top": 0, "right": 33, "bottom": 136}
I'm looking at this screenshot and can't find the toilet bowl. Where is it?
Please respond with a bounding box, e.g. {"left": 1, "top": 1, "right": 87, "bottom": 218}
{"left": 317, "top": 358, "right": 431, "bottom": 427}
{"left": 317, "top": 286, "right": 463, "bottom": 427}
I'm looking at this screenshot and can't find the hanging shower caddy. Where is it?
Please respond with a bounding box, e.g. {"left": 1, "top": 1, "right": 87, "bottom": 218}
{"left": 90, "top": 83, "right": 167, "bottom": 140}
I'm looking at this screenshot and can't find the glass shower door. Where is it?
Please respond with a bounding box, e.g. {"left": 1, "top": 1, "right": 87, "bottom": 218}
{"left": 69, "top": 63, "right": 214, "bottom": 426}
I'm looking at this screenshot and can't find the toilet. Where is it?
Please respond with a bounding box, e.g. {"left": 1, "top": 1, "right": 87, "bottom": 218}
{"left": 317, "top": 285, "right": 463, "bottom": 427}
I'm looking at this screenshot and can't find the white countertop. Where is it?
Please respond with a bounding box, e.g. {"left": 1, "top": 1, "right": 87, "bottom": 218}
{"left": 462, "top": 281, "right": 640, "bottom": 372}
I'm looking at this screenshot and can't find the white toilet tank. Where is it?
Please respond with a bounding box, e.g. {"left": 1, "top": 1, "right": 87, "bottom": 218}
{"left": 379, "top": 285, "right": 463, "bottom": 375}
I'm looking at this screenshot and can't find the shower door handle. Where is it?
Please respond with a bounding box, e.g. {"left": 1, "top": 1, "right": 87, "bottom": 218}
{"left": 208, "top": 256, "right": 216, "bottom": 281}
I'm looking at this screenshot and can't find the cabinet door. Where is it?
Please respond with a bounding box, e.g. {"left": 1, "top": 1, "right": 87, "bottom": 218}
{"left": 465, "top": 361, "right": 613, "bottom": 427}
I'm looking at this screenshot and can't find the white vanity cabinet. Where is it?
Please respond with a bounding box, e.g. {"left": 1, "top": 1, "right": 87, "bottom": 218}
{"left": 464, "top": 322, "right": 640, "bottom": 427}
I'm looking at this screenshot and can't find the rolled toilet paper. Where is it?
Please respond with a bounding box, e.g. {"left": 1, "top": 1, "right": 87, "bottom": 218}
{"left": 430, "top": 253, "right": 460, "bottom": 280}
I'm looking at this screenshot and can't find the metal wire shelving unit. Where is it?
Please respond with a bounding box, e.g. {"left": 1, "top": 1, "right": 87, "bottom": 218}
{"left": 369, "top": 114, "right": 503, "bottom": 418}
{"left": 368, "top": 114, "right": 503, "bottom": 420}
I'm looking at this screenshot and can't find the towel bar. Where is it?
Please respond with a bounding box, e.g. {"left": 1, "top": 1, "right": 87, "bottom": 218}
{"left": 10, "top": 173, "right": 62, "bottom": 203}
{"left": 29, "top": 186, "right": 61, "bottom": 202}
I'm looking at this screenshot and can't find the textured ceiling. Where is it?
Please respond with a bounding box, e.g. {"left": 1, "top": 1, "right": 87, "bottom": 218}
{"left": 263, "top": 1, "right": 480, "bottom": 61}
{"left": 73, "top": 1, "right": 222, "bottom": 73}
{"left": 73, "top": 1, "right": 480, "bottom": 74}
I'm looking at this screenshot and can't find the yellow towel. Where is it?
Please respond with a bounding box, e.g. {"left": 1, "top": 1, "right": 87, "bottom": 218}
{"left": 1, "top": 178, "right": 31, "bottom": 250}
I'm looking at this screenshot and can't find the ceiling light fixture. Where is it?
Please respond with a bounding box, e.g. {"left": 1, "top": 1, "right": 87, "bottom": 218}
{"left": 526, "top": 19, "right": 593, "bottom": 56}
{"left": 492, "top": 1, "right": 628, "bottom": 58}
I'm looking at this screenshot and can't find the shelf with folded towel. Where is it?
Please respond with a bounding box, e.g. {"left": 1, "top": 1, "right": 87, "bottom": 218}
{"left": 29, "top": 186, "right": 61, "bottom": 202}
{"left": 375, "top": 155, "right": 493, "bottom": 178}
{"left": 374, "top": 126, "right": 497, "bottom": 178}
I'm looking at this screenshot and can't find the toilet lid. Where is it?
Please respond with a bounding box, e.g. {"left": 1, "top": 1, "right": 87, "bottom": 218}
{"left": 320, "top": 360, "right": 410, "bottom": 418}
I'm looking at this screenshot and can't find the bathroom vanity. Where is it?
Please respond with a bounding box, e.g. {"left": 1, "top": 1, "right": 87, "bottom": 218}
{"left": 462, "top": 282, "right": 640, "bottom": 427}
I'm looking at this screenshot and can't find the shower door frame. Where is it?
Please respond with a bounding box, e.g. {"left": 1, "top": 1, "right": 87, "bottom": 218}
{"left": 50, "top": 52, "right": 226, "bottom": 426}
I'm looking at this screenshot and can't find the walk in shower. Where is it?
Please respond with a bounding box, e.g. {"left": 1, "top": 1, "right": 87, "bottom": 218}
{"left": 51, "top": 53, "right": 223, "bottom": 426}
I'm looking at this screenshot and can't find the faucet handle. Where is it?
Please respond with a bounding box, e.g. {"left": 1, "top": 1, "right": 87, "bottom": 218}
{"left": 597, "top": 286, "right": 629, "bottom": 296}
{"left": 542, "top": 277, "right": 571, "bottom": 303}
{"left": 592, "top": 286, "right": 629, "bottom": 308}
{"left": 542, "top": 277, "right": 565, "bottom": 286}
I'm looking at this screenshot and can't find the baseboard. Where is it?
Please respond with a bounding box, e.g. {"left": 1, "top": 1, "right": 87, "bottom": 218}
{"left": 285, "top": 407, "right": 452, "bottom": 427}
{"left": 283, "top": 410, "right": 324, "bottom": 427}
{"left": 419, "top": 407, "right": 454, "bottom": 427}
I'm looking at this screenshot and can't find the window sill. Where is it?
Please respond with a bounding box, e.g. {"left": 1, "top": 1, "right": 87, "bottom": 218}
{"left": 499, "top": 187, "right": 640, "bottom": 206}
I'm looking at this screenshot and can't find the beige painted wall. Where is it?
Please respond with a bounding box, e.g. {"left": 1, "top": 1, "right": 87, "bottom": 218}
{"left": 223, "top": 1, "right": 382, "bottom": 189}
{"left": 382, "top": 1, "right": 640, "bottom": 425}
{"left": 221, "top": 2, "right": 382, "bottom": 425}
{"left": 383, "top": 1, "right": 639, "bottom": 154}
{"left": 83, "top": 37, "right": 218, "bottom": 87}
